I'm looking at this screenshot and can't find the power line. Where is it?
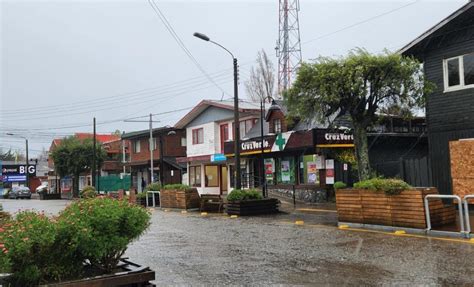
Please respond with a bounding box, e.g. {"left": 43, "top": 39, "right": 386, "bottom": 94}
{"left": 302, "top": 0, "right": 420, "bottom": 45}
{"left": 147, "top": 0, "right": 229, "bottom": 96}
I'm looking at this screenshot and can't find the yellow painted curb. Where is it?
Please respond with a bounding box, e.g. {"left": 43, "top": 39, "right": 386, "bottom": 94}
{"left": 230, "top": 215, "right": 238, "bottom": 219}
{"left": 163, "top": 209, "right": 169, "bottom": 212}
{"left": 469, "top": 238, "right": 474, "bottom": 243}
{"left": 295, "top": 220, "right": 305, "bottom": 225}
{"left": 394, "top": 230, "right": 406, "bottom": 235}
{"left": 201, "top": 212, "right": 208, "bottom": 216}
{"left": 181, "top": 210, "right": 187, "bottom": 214}
{"left": 338, "top": 225, "right": 349, "bottom": 229}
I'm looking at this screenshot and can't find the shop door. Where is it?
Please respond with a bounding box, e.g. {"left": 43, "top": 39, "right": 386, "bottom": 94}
{"left": 220, "top": 165, "right": 228, "bottom": 194}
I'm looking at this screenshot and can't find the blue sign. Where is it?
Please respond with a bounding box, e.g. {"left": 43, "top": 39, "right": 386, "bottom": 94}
{"left": 211, "top": 153, "right": 227, "bottom": 162}
{"left": 4, "top": 175, "right": 27, "bottom": 182}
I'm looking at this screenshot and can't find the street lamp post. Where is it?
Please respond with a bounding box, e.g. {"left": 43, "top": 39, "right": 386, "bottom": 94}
{"left": 6, "top": 133, "right": 29, "bottom": 189}
{"left": 193, "top": 32, "right": 241, "bottom": 190}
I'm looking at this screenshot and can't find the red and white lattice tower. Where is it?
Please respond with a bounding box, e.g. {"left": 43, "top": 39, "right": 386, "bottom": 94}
{"left": 275, "top": 0, "right": 302, "bottom": 96}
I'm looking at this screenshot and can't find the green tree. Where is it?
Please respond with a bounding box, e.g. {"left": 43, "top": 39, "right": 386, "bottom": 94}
{"left": 0, "top": 149, "right": 17, "bottom": 161}
{"left": 285, "top": 49, "right": 432, "bottom": 180}
{"left": 50, "top": 136, "right": 105, "bottom": 197}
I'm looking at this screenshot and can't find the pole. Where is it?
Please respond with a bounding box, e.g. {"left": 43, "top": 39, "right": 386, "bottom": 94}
{"left": 122, "top": 138, "right": 126, "bottom": 174}
{"left": 149, "top": 113, "right": 154, "bottom": 183}
{"left": 260, "top": 99, "right": 266, "bottom": 197}
{"left": 234, "top": 58, "right": 241, "bottom": 190}
{"left": 25, "top": 138, "right": 29, "bottom": 189}
{"left": 92, "top": 117, "right": 96, "bottom": 189}
{"left": 159, "top": 135, "right": 164, "bottom": 185}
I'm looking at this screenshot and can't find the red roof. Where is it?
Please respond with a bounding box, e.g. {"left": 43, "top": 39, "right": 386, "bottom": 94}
{"left": 74, "top": 133, "right": 120, "bottom": 143}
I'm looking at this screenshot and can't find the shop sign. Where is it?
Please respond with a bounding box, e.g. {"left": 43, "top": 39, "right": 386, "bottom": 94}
{"left": 2, "top": 164, "right": 36, "bottom": 177}
{"left": 271, "top": 132, "right": 293, "bottom": 152}
{"left": 316, "top": 129, "right": 354, "bottom": 148}
{"left": 211, "top": 153, "right": 227, "bottom": 162}
{"left": 241, "top": 139, "right": 271, "bottom": 151}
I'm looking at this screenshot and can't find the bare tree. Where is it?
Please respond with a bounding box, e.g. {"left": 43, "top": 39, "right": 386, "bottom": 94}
{"left": 245, "top": 50, "right": 276, "bottom": 102}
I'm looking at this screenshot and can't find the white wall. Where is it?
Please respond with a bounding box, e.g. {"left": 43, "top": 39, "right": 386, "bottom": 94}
{"left": 186, "top": 122, "right": 218, "bottom": 157}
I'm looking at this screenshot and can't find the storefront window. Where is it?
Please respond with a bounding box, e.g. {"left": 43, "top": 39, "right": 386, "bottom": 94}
{"left": 189, "top": 166, "right": 201, "bottom": 187}
{"left": 301, "top": 154, "right": 319, "bottom": 185}
{"left": 274, "top": 157, "right": 295, "bottom": 184}
{"left": 205, "top": 165, "right": 219, "bottom": 187}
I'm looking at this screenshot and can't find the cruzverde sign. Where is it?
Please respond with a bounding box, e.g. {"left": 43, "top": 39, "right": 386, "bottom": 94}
{"left": 271, "top": 132, "right": 293, "bottom": 152}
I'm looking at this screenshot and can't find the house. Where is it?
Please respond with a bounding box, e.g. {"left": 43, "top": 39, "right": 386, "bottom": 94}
{"left": 47, "top": 133, "right": 125, "bottom": 194}
{"left": 400, "top": 0, "right": 474, "bottom": 194}
{"left": 175, "top": 99, "right": 261, "bottom": 195}
{"left": 121, "top": 127, "right": 186, "bottom": 192}
{"left": 224, "top": 100, "right": 428, "bottom": 202}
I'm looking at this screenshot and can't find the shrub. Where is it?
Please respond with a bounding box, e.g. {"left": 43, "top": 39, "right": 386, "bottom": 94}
{"left": 0, "top": 211, "right": 85, "bottom": 286}
{"left": 136, "top": 192, "right": 148, "bottom": 199}
{"left": 333, "top": 181, "right": 347, "bottom": 190}
{"left": 354, "top": 178, "right": 411, "bottom": 195}
{"left": 162, "top": 184, "right": 190, "bottom": 191}
{"left": 144, "top": 183, "right": 161, "bottom": 192}
{"left": 80, "top": 186, "right": 97, "bottom": 199}
{"left": 227, "top": 189, "right": 263, "bottom": 201}
{"left": 58, "top": 197, "right": 151, "bottom": 273}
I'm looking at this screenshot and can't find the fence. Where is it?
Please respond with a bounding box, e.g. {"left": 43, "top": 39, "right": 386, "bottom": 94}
{"left": 97, "top": 174, "right": 131, "bottom": 192}
{"left": 373, "top": 156, "right": 432, "bottom": 187}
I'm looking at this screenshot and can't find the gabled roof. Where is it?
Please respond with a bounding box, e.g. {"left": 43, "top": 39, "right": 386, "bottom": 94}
{"left": 75, "top": 133, "right": 120, "bottom": 143}
{"left": 121, "top": 126, "right": 177, "bottom": 140}
{"left": 399, "top": 1, "right": 474, "bottom": 57}
{"left": 174, "top": 99, "right": 261, "bottom": 129}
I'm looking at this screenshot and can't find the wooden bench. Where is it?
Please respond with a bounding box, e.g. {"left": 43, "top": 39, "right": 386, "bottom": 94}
{"left": 200, "top": 194, "right": 224, "bottom": 213}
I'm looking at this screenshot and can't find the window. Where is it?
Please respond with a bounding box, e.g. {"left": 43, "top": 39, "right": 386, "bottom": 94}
{"left": 273, "top": 119, "right": 282, "bottom": 133}
{"left": 205, "top": 165, "right": 219, "bottom": 187}
{"left": 232, "top": 119, "right": 258, "bottom": 139}
{"left": 192, "top": 128, "right": 204, "bottom": 144}
{"left": 181, "top": 137, "right": 187, "bottom": 147}
{"left": 444, "top": 53, "right": 474, "bottom": 91}
{"left": 133, "top": 140, "right": 141, "bottom": 153}
{"left": 189, "top": 166, "right": 201, "bottom": 187}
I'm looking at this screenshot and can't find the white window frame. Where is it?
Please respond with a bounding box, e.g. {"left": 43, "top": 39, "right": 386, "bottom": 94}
{"left": 134, "top": 140, "right": 141, "bottom": 153}
{"left": 443, "top": 53, "right": 474, "bottom": 93}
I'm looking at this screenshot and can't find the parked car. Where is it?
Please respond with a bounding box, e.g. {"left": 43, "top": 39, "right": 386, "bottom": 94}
{"left": 35, "top": 182, "right": 48, "bottom": 193}
{"left": 9, "top": 186, "right": 32, "bottom": 199}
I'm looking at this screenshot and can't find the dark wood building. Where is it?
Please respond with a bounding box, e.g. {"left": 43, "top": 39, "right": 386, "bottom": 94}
{"left": 401, "top": 1, "right": 474, "bottom": 194}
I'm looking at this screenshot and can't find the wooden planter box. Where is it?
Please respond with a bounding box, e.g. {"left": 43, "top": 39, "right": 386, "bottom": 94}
{"left": 336, "top": 188, "right": 456, "bottom": 229}
{"left": 0, "top": 259, "right": 155, "bottom": 287}
{"left": 226, "top": 198, "right": 280, "bottom": 216}
{"left": 39, "top": 193, "right": 62, "bottom": 200}
{"left": 160, "top": 188, "right": 199, "bottom": 209}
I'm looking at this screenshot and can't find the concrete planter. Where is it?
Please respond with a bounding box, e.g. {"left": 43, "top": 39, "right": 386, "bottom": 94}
{"left": 336, "top": 188, "right": 456, "bottom": 229}
{"left": 160, "top": 188, "right": 199, "bottom": 209}
{"left": 226, "top": 198, "right": 280, "bottom": 216}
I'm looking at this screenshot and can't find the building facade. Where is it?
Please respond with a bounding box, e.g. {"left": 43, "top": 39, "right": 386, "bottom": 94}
{"left": 401, "top": 1, "right": 474, "bottom": 194}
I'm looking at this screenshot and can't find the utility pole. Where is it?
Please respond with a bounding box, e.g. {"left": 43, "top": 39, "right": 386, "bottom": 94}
{"left": 92, "top": 117, "right": 96, "bottom": 189}
{"left": 260, "top": 100, "right": 266, "bottom": 197}
{"left": 25, "top": 138, "right": 29, "bottom": 189}
{"left": 149, "top": 113, "right": 154, "bottom": 183}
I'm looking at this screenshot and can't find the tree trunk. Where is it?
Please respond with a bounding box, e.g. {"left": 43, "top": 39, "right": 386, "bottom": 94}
{"left": 353, "top": 122, "right": 371, "bottom": 181}
{"left": 73, "top": 174, "right": 80, "bottom": 198}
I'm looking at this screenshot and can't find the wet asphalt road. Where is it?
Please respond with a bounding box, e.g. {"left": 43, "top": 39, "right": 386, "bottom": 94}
{"left": 2, "top": 199, "right": 474, "bottom": 286}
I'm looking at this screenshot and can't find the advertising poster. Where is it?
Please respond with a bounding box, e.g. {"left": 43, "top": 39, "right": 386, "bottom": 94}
{"left": 281, "top": 160, "right": 291, "bottom": 182}
{"left": 307, "top": 162, "right": 318, "bottom": 184}
{"left": 264, "top": 159, "right": 274, "bottom": 182}
{"left": 315, "top": 155, "right": 325, "bottom": 169}
{"left": 325, "top": 159, "right": 335, "bottom": 184}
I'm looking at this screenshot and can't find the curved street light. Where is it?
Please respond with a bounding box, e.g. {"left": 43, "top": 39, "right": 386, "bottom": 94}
{"left": 193, "top": 32, "right": 242, "bottom": 190}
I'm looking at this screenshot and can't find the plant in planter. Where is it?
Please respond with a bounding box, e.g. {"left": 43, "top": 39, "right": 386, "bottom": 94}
{"left": 0, "top": 197, "right": 152, "bottom": 286}
{"left": 136, "top": 192, "right": 148, "bottom": 207}
{"left": 333, "top": 181, "right": 347, "bottom": 190}
{"left": 226, "top": 189, "right": 279, "bottom": 216}
{"left": 161, "top": 184, "right": 199, "bottom": 209}
{"left": 80, "top": 186, "right": 97, "bottom": 199}
{"left": 335, "top": 177, "right": 455, "bottom": 228}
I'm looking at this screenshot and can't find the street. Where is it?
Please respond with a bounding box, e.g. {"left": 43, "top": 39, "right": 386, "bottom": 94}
{"left": 1, "top": 199, "right": 473, "bottom": 286}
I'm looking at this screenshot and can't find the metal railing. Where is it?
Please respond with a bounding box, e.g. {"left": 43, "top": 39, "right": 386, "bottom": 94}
{"left": 463, "top": 195, "right": 474, "bottom": 234}
{"left": 424, "top": 194, "right": 465, "bottom": 233}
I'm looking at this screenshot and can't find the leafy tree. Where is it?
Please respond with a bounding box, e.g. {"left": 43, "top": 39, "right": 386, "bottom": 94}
{"left": 285, "top": 49, "right": 432, "bottom": 180}
{"left": 50, "top": 136, "right": 105, "bottom": 197}
{"left": 0, "top": 149, "right": 17, "bottom": 161}
{"left": 245, "top": 49, "right": 276, "bottom": 102}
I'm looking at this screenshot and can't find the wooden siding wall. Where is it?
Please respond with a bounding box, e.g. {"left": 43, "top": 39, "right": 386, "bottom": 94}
{"left": 423, "top": 35, "right": 474, "bottom": 195}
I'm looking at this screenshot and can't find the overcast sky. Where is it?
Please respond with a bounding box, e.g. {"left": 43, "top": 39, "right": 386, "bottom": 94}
{"left": 0, "top": 0, "right": 467, "bottom": 156}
